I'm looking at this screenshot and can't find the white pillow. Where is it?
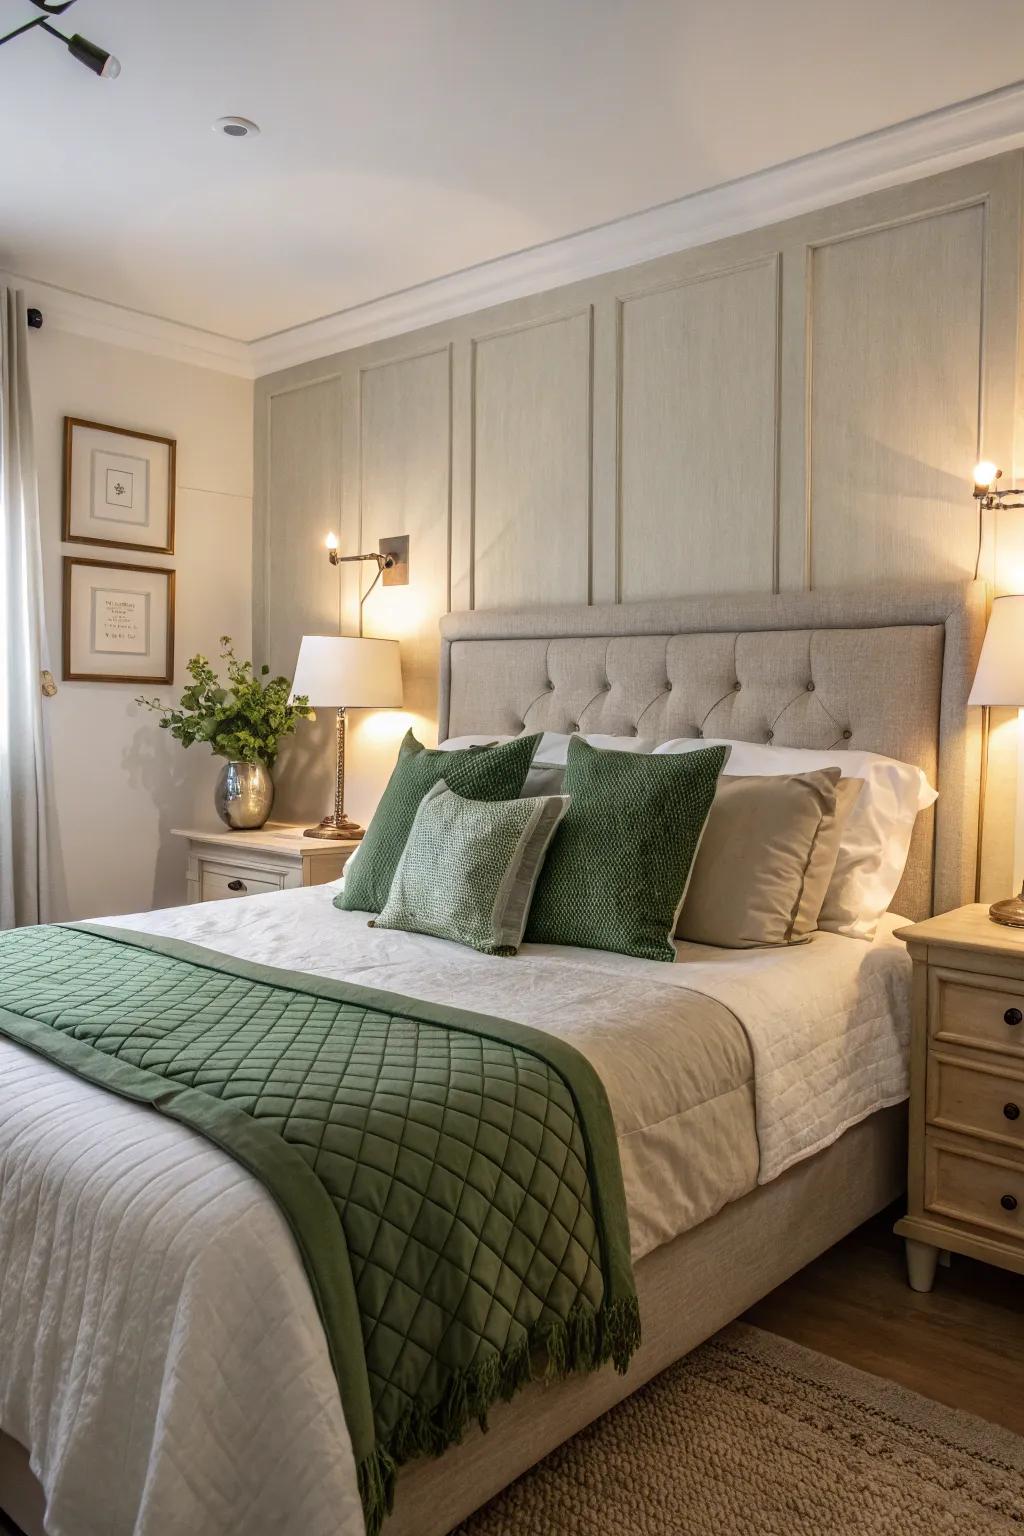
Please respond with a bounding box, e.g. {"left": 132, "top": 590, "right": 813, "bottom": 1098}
{"left": 439, "top": 731, "right": 655, "bottom": 797}
{"left": 653, "top": 737, "right": 937, "bottom": 940}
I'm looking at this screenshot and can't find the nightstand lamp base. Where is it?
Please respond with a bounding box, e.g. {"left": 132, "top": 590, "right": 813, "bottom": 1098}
{"left": 304, "top": 815, "right": 365, "bottom": 841}
{"left": 990, "top": 884, "right": 1024, "bottom": 928}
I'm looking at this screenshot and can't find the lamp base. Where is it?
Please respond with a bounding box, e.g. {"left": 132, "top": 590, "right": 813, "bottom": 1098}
{"left": 989, "top": 890, "right": 1024, "bottom": 929}
{"left": 304, "top": 815, "right": 365, "bottom": 841}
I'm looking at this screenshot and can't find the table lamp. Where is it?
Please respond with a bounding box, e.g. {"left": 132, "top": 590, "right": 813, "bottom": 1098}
{"left": 290, "top": 635, "right": 403, "bottom": 839}
{"left": 969, "top": 594, "right": 1024, "bottom": 926}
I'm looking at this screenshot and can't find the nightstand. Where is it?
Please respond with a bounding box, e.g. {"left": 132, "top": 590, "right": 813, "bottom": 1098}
{"left": 172, "top": 825, "right": 359, "bottom": 904}
{"left": 895, "top": 903, "right": 1024, "bottom": 1292}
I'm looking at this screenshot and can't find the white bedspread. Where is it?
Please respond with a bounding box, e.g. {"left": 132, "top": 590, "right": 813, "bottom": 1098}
{"left": 0, "top": 887, "right": 911, "bottom": 1536}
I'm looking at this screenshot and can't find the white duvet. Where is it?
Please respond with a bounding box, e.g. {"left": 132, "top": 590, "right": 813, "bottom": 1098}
{"left": 0, "top": 886, "right": 912, "bottom": 1536}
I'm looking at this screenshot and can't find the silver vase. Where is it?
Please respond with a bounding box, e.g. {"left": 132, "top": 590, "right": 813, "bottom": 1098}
{"left": 214, "top": 760, "right": 274, "bottom": 830}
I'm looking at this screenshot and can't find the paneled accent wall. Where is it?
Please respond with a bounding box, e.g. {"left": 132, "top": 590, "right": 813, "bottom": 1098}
{"left": 255, "top": 151, "right": 1023, "bottom": 892}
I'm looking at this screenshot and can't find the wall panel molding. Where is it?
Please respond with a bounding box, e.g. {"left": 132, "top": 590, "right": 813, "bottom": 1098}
{"left": 468, "top": 307, "right": 594, "bottom": 610}
{"left": 804, "top": 198, "right": 988, "bottom": 589}
{"left": 614, "top": 256, "right": 781, "bottom": 601}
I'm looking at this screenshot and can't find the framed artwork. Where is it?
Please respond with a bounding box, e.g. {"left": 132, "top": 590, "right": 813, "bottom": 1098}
{"left": 63, "top": 417, "right": 176, "bottom": 554}
{"left": 62, "top": 557, "right": 175, "bottom": 684}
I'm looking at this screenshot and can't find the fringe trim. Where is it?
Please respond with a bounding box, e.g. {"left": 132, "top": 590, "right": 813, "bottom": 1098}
{"left": 356, "top": 1293, "right": 641, "bottom": 1536}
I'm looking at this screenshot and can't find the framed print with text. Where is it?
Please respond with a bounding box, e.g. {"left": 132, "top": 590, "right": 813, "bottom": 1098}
{"left": 63, "top": 417, "right": 176, "bottom": 554}
{"left": 62, "top": 557, "right": 175, "bottom": 684}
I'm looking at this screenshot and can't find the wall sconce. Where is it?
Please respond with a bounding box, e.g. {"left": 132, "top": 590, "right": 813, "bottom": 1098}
{"left": 972, "top": 462, "right": 1024, "bottom": 511}
{"left": 325, "top": 533, "right": 410, "bottom": 635}
{"left": 970, "top": 462, "right": 1024, "bottom": 580}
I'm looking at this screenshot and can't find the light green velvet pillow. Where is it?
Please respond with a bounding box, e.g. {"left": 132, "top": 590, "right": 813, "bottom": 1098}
{"left": 370, "top": 781, "right": 569, "bottom": 955}
{"left": 526, "top": 737, "right": 729, "bottom": 962}
{"left": 337, "top": 730, "right": 540, "bottom": 914}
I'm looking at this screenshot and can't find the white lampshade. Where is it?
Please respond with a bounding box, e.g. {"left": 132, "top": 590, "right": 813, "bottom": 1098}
{"left": 969, "top": 596, "right": 1024, "bottom": 706}
{"left": 290, "top": 635, "right": 403, "bottom": 708}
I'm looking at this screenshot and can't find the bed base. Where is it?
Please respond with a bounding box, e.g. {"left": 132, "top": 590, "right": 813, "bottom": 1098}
{"left": 0, "top": 1105, "right": 904, "bottom": 1536}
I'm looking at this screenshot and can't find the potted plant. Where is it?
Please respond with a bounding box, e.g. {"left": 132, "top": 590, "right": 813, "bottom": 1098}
{"left": 137, "top": 637, "right": 312, "bottom": 829}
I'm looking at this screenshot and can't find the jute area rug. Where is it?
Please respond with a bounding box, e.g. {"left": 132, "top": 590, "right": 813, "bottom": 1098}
{"left": 455, "top": 1322, "right": 1024, "bottom": 1535}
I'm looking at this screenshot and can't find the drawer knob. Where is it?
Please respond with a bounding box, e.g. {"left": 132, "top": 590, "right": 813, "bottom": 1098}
{"left": 1004, "top": 1103, "right": 1021, "bottom": 1121}
{"left": 227, "top": 879, "right": 246, "bottom": 892}
{"left": 1005, "top": 1008, "right": 1023, "bottom": 1027}
{"left": 1000, "top": 1194, "right": 1018, "bottom": 1212}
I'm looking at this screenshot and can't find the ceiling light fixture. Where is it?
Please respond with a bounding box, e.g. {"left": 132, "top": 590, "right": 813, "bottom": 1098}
{"left": 0, "top": 0, "right": 120, "bottom": 77}
{"left": 214, "top": 116, "right": 260, "bottom": 139}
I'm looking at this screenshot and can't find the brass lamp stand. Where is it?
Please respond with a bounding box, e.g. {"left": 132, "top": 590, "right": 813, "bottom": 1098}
{"left": 306, "top": 707, "right": 365, "bottom": 840}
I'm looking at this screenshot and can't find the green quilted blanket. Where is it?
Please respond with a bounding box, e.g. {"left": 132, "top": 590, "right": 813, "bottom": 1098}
{"left": 0, "top": 923, "right": 640, "bottom": 1533}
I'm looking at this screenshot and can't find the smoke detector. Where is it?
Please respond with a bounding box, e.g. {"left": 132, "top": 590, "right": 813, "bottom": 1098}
{"left": 214, "top": 116, "right": 260, "bottom": 138}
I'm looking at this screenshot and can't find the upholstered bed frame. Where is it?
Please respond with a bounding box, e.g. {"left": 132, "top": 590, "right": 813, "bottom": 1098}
{"left": 439, "top": 581, "right": 989, "bottom": 922}
{"left": 0, "top": 580, "right": 990, "bottom": 1536}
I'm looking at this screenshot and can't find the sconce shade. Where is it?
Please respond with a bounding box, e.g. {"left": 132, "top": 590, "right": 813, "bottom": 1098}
{"left": 290, "top": 635, "right": 403, "bottom": 708}
{"left": 968, "top": 596, "right": 1024, "bottom": 706}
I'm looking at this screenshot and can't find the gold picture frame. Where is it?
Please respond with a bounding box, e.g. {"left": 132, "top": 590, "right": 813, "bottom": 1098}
{"left": 63, "top": 416, "right": 176, "bottom": 555}
{"left": 62, "top": 556, "right": 175, "bottom": 685}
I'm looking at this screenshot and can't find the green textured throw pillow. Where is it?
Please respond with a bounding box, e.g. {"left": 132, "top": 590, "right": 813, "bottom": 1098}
{"left": 370, "top": 780, "right": 569, "bottom": 954}
{"left": 526, "top": 737, "right": 729, "bottom": 962}
{"left": 337, "top": 730, "right": 540, "bottom": 914}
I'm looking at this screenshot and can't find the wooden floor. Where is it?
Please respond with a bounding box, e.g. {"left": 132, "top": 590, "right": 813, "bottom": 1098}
{"left": 745, "top": 1200, "right": 1024, "bottom": 1435}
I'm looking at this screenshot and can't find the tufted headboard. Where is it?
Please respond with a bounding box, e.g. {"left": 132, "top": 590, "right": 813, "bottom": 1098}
{"left": 438, "top": 582, "right": 988, "bottom": 922}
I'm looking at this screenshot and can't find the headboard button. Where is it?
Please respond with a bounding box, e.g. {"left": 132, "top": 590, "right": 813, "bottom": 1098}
{"left": 696, "top": 729, "right": 703, "bottom": 738}
{"left": 733, "top": 681, "right": 742, "bottom": 692}
{"left": 766, "top": 730, "right": 774, "bottom": 742}
{"left": 570, "top": 722, "right": 579, "bottom": 732}
{"left": 806, "top": 682, "right": 815, "bottom": 692}
{"left": 546, "top": 680, "right": 555, "bottom": 691}
{"left": 665, "top": 681, "right": 672, "bottom": 692}
{"left": 602, "top": 681, "right": 611, "bottom": 692}
{"left": 842, "top": 728, "right": 853, "bottom": 740}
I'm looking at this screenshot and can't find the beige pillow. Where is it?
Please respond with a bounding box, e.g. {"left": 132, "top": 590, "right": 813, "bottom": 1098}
{"left": 677, "top": 770, "right": 862, "bottom": 949}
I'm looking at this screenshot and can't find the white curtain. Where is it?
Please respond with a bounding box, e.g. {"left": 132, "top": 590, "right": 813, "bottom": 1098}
{"left": 0, "top": 288, "right": 54, "bottom": 926}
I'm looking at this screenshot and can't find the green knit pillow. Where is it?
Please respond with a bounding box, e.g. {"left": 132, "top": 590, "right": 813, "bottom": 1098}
{"left": 337, "top": 730, "right": 540, "bottom": 914}
{"left": 370, "top": 781, "right": 569, "bottom": 954}
{"left": 526, "top": 737, "right": 729, "bottom": 961}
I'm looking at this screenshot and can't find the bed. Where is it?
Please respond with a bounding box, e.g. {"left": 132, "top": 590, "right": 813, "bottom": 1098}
{"left": 0, "top": 580, "right": 988, "bottom": 1536}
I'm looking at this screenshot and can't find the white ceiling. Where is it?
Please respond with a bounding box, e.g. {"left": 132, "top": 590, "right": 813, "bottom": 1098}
{"left": 3, "top": 0, "right": 1024, "bottom": 343}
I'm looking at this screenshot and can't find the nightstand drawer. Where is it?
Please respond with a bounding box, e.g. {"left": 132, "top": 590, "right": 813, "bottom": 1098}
{"left": 928, "top": 1053, "right": 1024, "bottom": 1149}
{"left": 200, "top": 865, "right": 285, "bottom": 901}
{"left": 931, "top": 974, "right": 1024, "bottom": 1059}
{"left": 925, "top": 1137, "right": 1024, "bottom": 1243}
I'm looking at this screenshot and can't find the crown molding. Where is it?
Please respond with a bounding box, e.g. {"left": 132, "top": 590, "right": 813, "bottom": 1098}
{"left": 1, "top": 270, "right": 255, "bottom": 378}
{"left": 249, "top": 80, "right": 1024, "bottom": 376}
{"left": 10, "top": 80, "right": 1024, "bottom": 382}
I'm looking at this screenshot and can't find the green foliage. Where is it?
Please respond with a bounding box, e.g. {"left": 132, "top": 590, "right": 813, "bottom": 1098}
{"left": 136, "top": 636, "right": 313, "bottom": 768}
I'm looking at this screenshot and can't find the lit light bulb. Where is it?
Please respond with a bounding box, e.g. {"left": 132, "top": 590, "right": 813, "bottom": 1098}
{"left": 325, "top": 532, "right": 339, "bottom": 551}
{"left": 973, "top": 461, "right": 999, "bottom": 490}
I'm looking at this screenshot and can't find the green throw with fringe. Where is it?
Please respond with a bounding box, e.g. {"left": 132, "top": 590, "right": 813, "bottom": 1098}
{"left": 0, "top": 923, "right": 640, "bottom": 1535}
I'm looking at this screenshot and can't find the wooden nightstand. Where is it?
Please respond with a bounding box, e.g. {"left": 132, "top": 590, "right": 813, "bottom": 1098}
{"left": 895, "top": 903, "right": 1024, "bottom": 1292}
{"left": 172, "top": 825, "right": 359, "bottom": 904}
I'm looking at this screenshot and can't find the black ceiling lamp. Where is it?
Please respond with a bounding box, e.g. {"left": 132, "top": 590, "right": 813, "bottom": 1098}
{"left": 0, "top": 0, "right": 120, "bottom": 77}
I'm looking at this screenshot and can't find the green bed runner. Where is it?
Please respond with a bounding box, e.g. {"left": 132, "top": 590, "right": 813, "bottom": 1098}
{"left": 0, "top": 923, "right": 639, "bottom": 1533}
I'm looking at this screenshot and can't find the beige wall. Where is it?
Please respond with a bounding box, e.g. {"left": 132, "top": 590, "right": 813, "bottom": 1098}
{"left": 30, "top": 328, "right": 253, "bottom": 918}
{"left": 256, "top": 151, "right": 1024, "bottom": 896}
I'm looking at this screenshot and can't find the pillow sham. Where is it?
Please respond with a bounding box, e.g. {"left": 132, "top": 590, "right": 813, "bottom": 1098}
{"left": 653, "top": 737, "right": 935, "bottom": 939}
{"left": 337, "top": 730, "right": 540, "bottom": 914}
{"left": 526, "top": 737, "right": 729, "bottom": 962}
{"left": 370, "top": 780, "right": 569, "bottom": 954}
{"left": 676, "top": 769, "right": 860, "bottom": 948}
